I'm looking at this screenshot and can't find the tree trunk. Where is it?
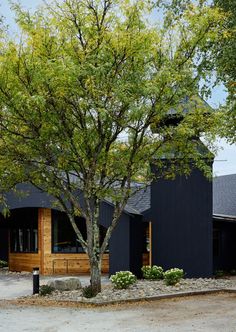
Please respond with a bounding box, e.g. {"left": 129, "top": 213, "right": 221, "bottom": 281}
{"left": 90, "top": 256, "right": 102, "bottom": 295}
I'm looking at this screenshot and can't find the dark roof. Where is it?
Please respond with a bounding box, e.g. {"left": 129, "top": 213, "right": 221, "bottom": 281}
{"left": 103, "top": 197, "right": 142, "bottom": 216}
{"left": 105, "top": 185, "right": 151, "bottom": 216}
{"left": 125, "top": 174, "right": 236, "bottom": 218}
{"left": 152, "top": 96, "right": 212, "bottom": 132}
{"left": 6, "top": 173, "right": 235, "bottom": 219}
{"left": 126, "top": 185, "right": 151, "bottom": 214}
{"left": 126, "top": 174, "right": 236, "bottom": 218}
{"left": 213, "top": 174, "right": 236, "bottom": 217}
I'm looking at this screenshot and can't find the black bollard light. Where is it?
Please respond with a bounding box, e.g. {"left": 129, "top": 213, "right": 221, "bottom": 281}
{"left": 33, "top": 267, "right": 40, "bottom": 294}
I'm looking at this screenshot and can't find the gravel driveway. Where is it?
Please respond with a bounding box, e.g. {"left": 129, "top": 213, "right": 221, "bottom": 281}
{"left": 0, "top": 293, "right": 236, "bottom": 332}
{"left": 1, "top": 270, "right": 236, "bottom": 331}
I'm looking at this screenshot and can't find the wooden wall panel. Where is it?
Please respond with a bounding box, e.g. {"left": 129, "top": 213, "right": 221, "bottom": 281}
{"left": 142, "top": 253, "right": 149, "bottom": 266}
{"left": 42, "top": 253, "right": 109, "bottom": 275}
{"left": 39, "top": 208, "right": 51, "bottom": 274}
{"left": 9, "top": 253, "right": 40, "bottom": 272}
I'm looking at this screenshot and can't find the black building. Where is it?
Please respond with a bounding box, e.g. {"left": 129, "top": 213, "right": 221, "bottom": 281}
{"left": 213, "top": 174, "right": 236, "bottom": 272}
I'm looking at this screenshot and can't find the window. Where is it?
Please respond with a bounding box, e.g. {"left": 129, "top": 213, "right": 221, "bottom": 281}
{"left": 52, "top": 210, "right": 86, "bottom": 253}
{"left": 10, "top": 208, "right": 38, "bottom": 253}
{"left": 143, "top": 222, "right": 150, "bottom": 253}
{"left": 52, "top": 210, "right": 108, "bottom": 253}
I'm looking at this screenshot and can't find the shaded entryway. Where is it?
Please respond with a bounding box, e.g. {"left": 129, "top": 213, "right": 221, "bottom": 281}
{"left": 213, "top": 216, "right": 236, "bottom": 272}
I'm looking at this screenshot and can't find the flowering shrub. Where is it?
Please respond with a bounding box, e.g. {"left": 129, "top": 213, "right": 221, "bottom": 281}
{"left": 110, "top": 271, "right": 137, "bottom": 289}
{"left": 163, "top": 268, "right": 184, "bottom": 286}
{"left": 141, "top": 265, "right": 163, "bottom": 280}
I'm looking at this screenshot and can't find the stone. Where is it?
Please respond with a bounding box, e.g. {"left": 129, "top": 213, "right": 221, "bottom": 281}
{"left": 47, "top": 277, "right": 82, "bottom": 291}
{"left": 21, "top": 271, "right": 31, "bottom": 275}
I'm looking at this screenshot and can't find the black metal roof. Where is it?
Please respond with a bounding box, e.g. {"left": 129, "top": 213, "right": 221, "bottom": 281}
{"left": 213, "top": 174, "right": 236, "bottom": 218}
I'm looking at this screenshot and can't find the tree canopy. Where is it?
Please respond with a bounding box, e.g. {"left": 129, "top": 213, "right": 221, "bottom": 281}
{"left": 0, "top": 0, "right": 226, "bottom": 293}
{"left": 213, "top": 0, "right": 236, "bottom": 142}
{"left": 213, "top": 0, "right": 236, "bottom": 87}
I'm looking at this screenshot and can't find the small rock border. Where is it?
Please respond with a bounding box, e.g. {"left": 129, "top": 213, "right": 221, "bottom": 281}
{"left": 0, "top": 267, "right": 31, "bottom": 277}
{"left": 23, "top": 278, "right": 236, "bottom": 305}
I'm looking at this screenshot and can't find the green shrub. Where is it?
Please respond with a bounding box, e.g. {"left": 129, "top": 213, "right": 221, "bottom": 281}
{"left": 82, "top": 285, "right": 97, "bottom": 298}
{"left": 163, "top": 268, "right": 184, "bottom": 286}
{"left": 110, "top": 271, "right": 137, "bottom": 289}
{"left": 39, "top": 285, "right": 55, "bottom": 296}
{"left": 0, "top": 260, "right": 8, "bottom": 268}
{"left": 141, "top": 265, "right": 163, "bottom": 280}
{"left": 230, "top": 269, "right": 236, "bottom": 276}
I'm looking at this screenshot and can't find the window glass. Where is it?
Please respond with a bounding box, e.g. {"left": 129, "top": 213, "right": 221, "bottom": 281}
{"left": 52, "top": 210, "right": 109, "bottom": 253}
{"left": 52, "top": 210, "right": 86, "bottom": 253}
{"left": 9, "top": 208, "right": 38, "bottom": 253}
{"left": 142, "top": 222, "right": 150, "bottom": 253}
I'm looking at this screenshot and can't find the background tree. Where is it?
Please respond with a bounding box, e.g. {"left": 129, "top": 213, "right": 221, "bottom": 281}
{"left": 0, "top": 0, "right": 225, "bottom": 293}
{"left": 213, "top": 0, "right": 236, "bottom": 142}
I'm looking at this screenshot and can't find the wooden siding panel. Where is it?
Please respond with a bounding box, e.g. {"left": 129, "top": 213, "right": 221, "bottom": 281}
{"left": 42, "top": 253, "right": 109, "bottom": 275}
{"left": 142, "top": 253, "right": 149, "bottom": 266}
{"left": 9, "top": 253, "right": 40, "bottom": 272}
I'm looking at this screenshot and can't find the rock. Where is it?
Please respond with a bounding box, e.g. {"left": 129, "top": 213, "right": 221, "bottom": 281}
{"left": 21, "top": 271, "right": 31, "bottom": 275}
{"left": 47, "top": 277, "right": 82, "bottom": 291}
{"left": 0, "top": 267, "right": 8, "bottom": 271}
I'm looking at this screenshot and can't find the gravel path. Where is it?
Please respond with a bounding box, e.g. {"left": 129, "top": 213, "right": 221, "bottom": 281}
{"left": 1, "top": 269, "right": 236, "bottom": 331}
{"left": 1, "top": 293, "right": 236, "bottom": 332}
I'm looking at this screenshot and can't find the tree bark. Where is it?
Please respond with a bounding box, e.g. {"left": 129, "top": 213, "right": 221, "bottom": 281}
{"left": 89, "top": 255, "right": 102, "bottom": 294}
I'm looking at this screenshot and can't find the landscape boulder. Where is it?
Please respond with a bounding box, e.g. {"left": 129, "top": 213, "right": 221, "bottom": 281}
{"left": 47, "top": 277, "right": 82, "bottom": 291}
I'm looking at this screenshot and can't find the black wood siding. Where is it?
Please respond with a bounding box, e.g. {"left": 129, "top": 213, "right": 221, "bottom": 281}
{"left": 101, "top": 202, "right": 143, "bottom": 277}
{"left": 151, "top": 165, "right": 213, "bottom": 278}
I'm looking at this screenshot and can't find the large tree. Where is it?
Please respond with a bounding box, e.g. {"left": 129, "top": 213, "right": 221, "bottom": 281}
{"left": 213, "top": 0, "right": 236, "bottom": 142}
{"left": 213, "top": 0, "right": 236, "bottom": 86}
{"left": 0, "top": 0, "right": 225, "bottom": 293}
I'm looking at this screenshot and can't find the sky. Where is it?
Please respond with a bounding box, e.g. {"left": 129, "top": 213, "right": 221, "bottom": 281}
{"left": 0, "top": 0, "right": 235, "bottom": 177}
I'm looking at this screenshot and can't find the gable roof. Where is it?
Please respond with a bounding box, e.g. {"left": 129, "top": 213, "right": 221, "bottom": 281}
{"left": 4, "top": 174, "right": 235, "bottom": 219}
{"left": 126, "top": 185, "right": 151, "bottom": 214}
{"left": 104, "top": 185, "right": 151, "bottom": 216}
{"left": 213, "top": 174, "right": 236, "bottom": 218}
